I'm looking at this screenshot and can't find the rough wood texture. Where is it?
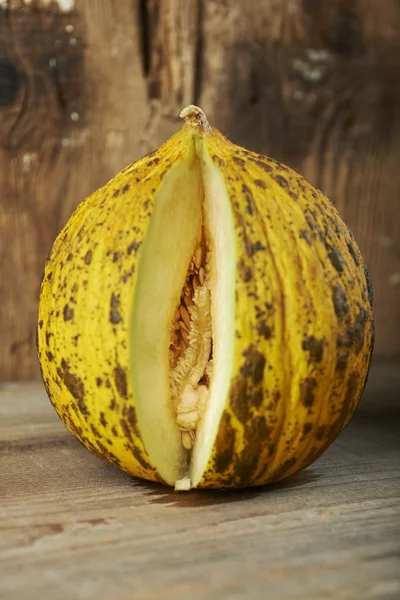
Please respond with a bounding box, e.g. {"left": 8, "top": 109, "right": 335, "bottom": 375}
{"left": 1, "top": 0, "right": 400, "bottom": 380}
{"left": 0, "top": 366, "right": 399, "bottom": 599}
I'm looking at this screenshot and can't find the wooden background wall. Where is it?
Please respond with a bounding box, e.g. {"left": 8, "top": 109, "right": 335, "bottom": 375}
{"left": 0, "top": 0, "right": 399, "bottom": 381}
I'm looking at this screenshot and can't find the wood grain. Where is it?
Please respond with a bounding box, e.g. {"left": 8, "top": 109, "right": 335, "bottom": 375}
{"left": 0, "top": 0, "right": 400, "bottom": 380}
{"left": 0, "top": 366, "right": 399, "bottom": 600}
{"left": 0, "top": 0, "right": 148, "bottom": 380}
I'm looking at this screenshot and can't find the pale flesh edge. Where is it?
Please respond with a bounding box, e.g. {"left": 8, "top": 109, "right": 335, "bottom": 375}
{"left": 130, "top": 138, "right": 236, "bottom": 490}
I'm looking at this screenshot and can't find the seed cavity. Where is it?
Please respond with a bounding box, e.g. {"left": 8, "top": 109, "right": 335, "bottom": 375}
{"left": 169, "top": 233, "right": 213, "bottom": 452}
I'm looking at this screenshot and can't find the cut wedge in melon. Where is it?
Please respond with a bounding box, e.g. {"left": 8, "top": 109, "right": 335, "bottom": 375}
{"left": 130, "top": 132, "right": 236, "bottom": 490}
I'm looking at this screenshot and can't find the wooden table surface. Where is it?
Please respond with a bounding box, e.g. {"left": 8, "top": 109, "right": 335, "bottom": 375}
{"left": 1, "top": 366, "right": 399, "bottom": 600}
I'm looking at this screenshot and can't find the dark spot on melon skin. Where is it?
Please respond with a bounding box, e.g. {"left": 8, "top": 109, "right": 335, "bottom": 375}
{"left": 250, "top": 158, "right": 274, "bottom": 173}
{"left": 250, "top": 390, "right": 263, "bottom": 408}
{"left": 232, "top": 156, "right": 246, "bottom": 168}
{"left": 240, "top": 263, "right": 253, "bottom": 282}
{"left": 349, "top": 308, "right": 368, "bottom": 353}
{"left": 109, "top": 397, "right": 117, "bottom": 410}
{"left": 100, "top": 412, "right": 107, "bottom": 428}
{"left": 120, "top": 419, "right": 133, "bottom": 443}
{"left": 132, "top": 446, "right": 153, "bottom": 471}
{"left": 110, "top": 293, "right": 122, "bottom": 324}
{"left": 58, "top": 361, "right": 88, "bottom": 416}
{"left": 299, "top": 230, "right": 312, "bottom": 246}
{"left": 324, "top": 224, "right": 334, "bottom": 240}
{"left": 257, "top": 320, "right": 272, "bottom": 340}
{"left": 302, "top": 422, "right": 313, "bottom": 438}
{"left": 46, "top": 351, "right": 54, "bottom": 362}
{"left": 67, "top": 253, "right": 73, "bottom": 261}
{"left": 363, "top": 264, "right": 373, "bottom": 309}
{"left": 305, "top": 215, "right": 317, "bottom": 231}
{"left": 300, "top": 377, "right": 317, "bottom": 407}
{"left": 302, "top": 336, "right": 324, "bottom": 363}
{"left": 113, "top": 252, "right": 120, "bottom": 262}
{"left": 147, "top": 156, "right": 160, "bottom": 168}
{"left": 337, "top": 307, "right": 367, "bottom": 354}
{"left": 122, "top": 184, "right": 130, "bottom": 193}
{"left": 337, "top": 333, "right": 351, "bottom": 349}
{"left": 241, "top": 347, "right": 266, "bottom": 386}
{"left": 289, "top": 191, "right": 299, "bottom": 201}
{"left": 83, "top": 439, "right": 103, "bottom": 460}
{"left": 254, "top": 179, "right": 266, "bottom": 189}
{"left": 96, "top": 441, "right": 122, "bottom": 467}
{"left": 113, "top": 189, "right": 120, "bottom": 198}
{"left": 214, "top": 413, "right": 236, "bottom": 474}
{"left": 39, "top": 320, "right": 44, "bottom": 329}
{"left": 331, "top": 216, "right": 343, "bottom": 235}
{"left": 273, "top": 174, "right": 289, "bottom": 188}
{"left": 121, "top": 268, "right": 135, "bottom": 283}
{"left": 270, "top": 457, "right": 297, "bottom": 482}
{"left": 230, "top": 380, "right": 251, "bottom": 423}
{"left": 96, "top": 377, "right": 103, "bottom": 387}
{"left": 332, "top": 285, "right": 349, "bottom": 318}
{"left": 127, "top": 406, "right": 141, "bottom": 438}
{"left": 234, "top": 416, "right": 271, "bottom": 485}
{"left": 255, "top": 306, "right": 266, "bottom": 319}
{"left": 347, "top": 242, "right": 360, "bottom": 266}
{"left": 90, "top": 424, "right": 101, "bottom": 438}
{"left": 327, "top": 245, "right": 344, "bottom": 272}
{"left": 67, "top": 419, "right": 83, "bottom": 438}
{"left": 334, "top": 372, "right": 360, "bottom": 437}
{"left": 343, "top": 371, "right": 360, "bottom": 413}
{"left": 127, "top": 241, "right": 141, "bottom": 255}
{"left": 111, "top": 425, "right": 118, "bottom": 437}
{"left": 278, "top": 162, "right": 290, "bottom": 173}
{"left": 315, "top": 425, "right": 327, "bottom": 441}
{"left": 159, "top": 168, "right": 169, "bottom": 180}
{"left": 336, "top": 352, "right": 349, "bottom": 373}
{"left": 211, "top": 154, "right": 224, "bottom": 167}
{"left": 248, "top": 241, "right": 266, "bottom": 257}
{"left": 241, "top": 183, "right": 256, "bottom": 215}
{"left": 63, "top": 304, "right": 74, "bottom": 321}
{"left": 83, "top": 250, "right": 93, "bottom": 265}
{"left": 114, "top": 366, "right": 128, "bottom": 399}
{"left": 362, "top": 269, "right": 374, "bottom": 381}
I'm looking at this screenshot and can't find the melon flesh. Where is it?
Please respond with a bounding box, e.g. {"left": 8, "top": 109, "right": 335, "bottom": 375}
{"left": 130, "top": 142, "right": 236, "bottom": 489}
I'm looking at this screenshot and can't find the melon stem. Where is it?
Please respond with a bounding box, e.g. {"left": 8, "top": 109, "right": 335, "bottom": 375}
{"left": 180, "top": 105, "right": 211, "bottom": 133}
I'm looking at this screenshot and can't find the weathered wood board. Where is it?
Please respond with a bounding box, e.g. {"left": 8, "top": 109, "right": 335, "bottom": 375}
{"left": 0, "top": 366, "right": 399, "bottom": 599}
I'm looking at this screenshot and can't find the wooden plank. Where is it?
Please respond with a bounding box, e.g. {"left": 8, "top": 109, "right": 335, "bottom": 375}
{"left": 0, "top": 366, "right": 399, "bottom": 600}
{"left": 1, "top": 0, "right": 400, "bottom": 376}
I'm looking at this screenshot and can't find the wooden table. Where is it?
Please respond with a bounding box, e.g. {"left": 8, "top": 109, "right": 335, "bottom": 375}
{"left": 1, "top": 367, "right": 399, "bottom": 600}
